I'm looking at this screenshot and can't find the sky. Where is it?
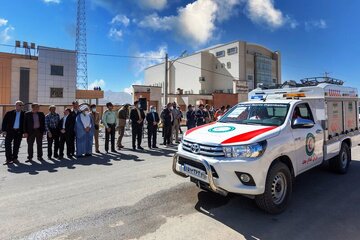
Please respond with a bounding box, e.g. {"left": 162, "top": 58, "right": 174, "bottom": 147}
{"left": 0, "top": 0, "right": 360, "bottom": 93}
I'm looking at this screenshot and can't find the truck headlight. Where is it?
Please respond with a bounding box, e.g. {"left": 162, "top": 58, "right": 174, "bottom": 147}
{"left": 222, "top": 141, "right": 267, "bottom": 158}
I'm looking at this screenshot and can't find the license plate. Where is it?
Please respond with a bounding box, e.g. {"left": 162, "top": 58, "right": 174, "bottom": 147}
{"left": 182, "top": 164, "right": 207, "bottom": 180}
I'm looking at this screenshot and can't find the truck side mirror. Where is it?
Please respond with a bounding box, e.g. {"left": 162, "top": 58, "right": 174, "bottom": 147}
{"left": 292, "top": 118, "right": 314, "bottom": 128}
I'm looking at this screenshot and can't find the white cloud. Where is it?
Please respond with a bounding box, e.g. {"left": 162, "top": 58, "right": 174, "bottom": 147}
{"left": 133, "top": 45, "right": 167, "bottom": 76}
{"left": 124, "top": 80, "right": 143, "bottom": 94}
{"left": 108, "top": 27, "right": 123, "bottom": 41}
{"left": 139, "top": 0, "right": 226, "bottom": 46}
{"left": 0, "top": 26, "right": 15, "bottom": 43}
{"left": 245, "top": 0, "right": 285, "bottom": 29}
{"left": 136, "top": 0, "right": 168, "bottom": 11}
{"left": 0, "top": 18, "right": 8, "bottom": 27}
{"left": 43, "top": 0, "right": 61, "bottom": 3}
{"left": 305, "top": 19, "right": 327, "bottom": 31}
{"left": 177, "top": 0, "right": 218, "bottom": 46}
{"left": 288, "top": 18, "right": 299, "bottom": 29}
{"left": 138, "top": 13, "right": 175, "bottom": 30}
{"left": 111, "top": 14, "right": 130, "bottom": 27}
{"left": 88, "top": 79, "right": 106, "bottom": 90}
{"left": 214, "top": 0, "right": 242, "bottom": 22}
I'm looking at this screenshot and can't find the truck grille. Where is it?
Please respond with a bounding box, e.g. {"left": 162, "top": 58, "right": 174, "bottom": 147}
{"left": 182, "top": 140, "right": 224, "bottom": 157}
{"left": 178, "top": 156, "right": 219, "bottom": 178}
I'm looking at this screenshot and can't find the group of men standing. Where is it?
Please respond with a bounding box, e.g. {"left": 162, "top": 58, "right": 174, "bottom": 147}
{"left": 1, "top": 99, "right": 231, "bottom": 165}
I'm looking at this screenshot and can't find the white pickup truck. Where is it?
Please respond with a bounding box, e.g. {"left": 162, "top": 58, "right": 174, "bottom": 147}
{"left": 173, "top": 79, "right": 360, "bottom": 213}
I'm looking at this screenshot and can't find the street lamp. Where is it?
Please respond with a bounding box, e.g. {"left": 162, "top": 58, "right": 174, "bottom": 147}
{"left": 164, "top": 50, "right": 187, "bottom": 105}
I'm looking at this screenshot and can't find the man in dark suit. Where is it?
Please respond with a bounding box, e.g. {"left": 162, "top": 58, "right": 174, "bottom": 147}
{"left": 1, "top": 101, "right": 25, "bottom": 165}
{"left": 195, "top": 104, "right": 206, "bottom": 126}
{"left": 24, "top": 103, "right": 46, "bottom": 162}
{"left": 146, "top": 105, "right": 160, "bottom": 149}
{"left": 161, "top": 103, "right": 174, "bottom": 146}
{"left": 130, "top": 100, "right": 145, "bottom": 150}
{"left": 58, "top": 108, "right": 74, "bottom": 159}
{"left": 67, "top": 101, "right": 79, "bottom": 157}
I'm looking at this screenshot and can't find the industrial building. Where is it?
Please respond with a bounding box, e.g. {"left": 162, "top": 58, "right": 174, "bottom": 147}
{"left": 134, "top": 40, "right": 281, "bottom": 110}
{"left": 0, "top": 42, "right": 103, "bottom": 125}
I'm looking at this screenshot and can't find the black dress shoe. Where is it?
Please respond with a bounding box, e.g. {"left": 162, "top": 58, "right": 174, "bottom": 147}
{"left": 3, "top": 160, "right": 13, "bottom": 165}
{"left": 38, "top": 157, "right": 44, "bottom": 161}
{"left": 25, "top": 159, "right": 32, "bottom": 163}
{"left": 152, "top": 146, "right": 158, "bottom": 149}
{"left": 111, "top": 150, "right": 118, "bottom": 153}
{"left": 137, "top": 146, "right": 144, "bottom": 150}
{"left": 12, "top": 159, "right": 20, "bottom": 164}
{"left": 96, "top": 150, "right": 101, "bottom": 153}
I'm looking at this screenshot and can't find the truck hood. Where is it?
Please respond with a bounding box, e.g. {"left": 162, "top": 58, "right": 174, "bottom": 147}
{"left": 184, "top": 122, "right": 280, "bottom": 145}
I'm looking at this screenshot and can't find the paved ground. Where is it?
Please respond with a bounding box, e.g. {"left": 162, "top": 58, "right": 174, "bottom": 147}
{"left": 1, "top": 135, "right": 360, "bottom": 240}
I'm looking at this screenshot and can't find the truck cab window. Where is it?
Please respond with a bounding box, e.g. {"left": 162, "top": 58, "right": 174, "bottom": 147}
{"left": 292, "top": 103, "right": 314, "bottom": 122}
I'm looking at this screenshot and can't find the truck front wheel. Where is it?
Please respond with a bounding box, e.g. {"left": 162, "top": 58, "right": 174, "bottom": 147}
{"left": 255, "top": 162, "right": 292, "bottom": 214}
{"left": 329, "top": 143, "right": 351, "bottom": 174}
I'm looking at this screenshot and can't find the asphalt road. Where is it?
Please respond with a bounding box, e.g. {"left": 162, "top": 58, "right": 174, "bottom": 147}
{"left": 1, "top": 135, "right": 360, "bottom": 240}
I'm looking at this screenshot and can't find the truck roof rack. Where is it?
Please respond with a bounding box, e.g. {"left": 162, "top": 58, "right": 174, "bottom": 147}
{"left": 299, "top": 77, "right": 344, "bottom": 86}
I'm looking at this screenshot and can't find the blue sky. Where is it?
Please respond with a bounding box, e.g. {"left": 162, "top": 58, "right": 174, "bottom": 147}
{"left": 0, "top": 0, "right": 359, "bottom": 93}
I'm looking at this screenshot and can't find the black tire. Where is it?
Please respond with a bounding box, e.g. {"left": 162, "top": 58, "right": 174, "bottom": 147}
{"left": 329, "top": 143, "right": 351, "bottom": 174}
{"left": 255, "top": 162, "right": 292, "bottom": 214}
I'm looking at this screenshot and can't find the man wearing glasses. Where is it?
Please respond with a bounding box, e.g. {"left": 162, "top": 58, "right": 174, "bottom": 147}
{"left": 1, "top": 101, "right": 25, "bottom": 165}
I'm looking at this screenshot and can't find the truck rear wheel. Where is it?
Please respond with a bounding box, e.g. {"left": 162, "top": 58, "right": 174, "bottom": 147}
{"left": 329, "top": 143, "right": 350, "bottom": 174}
{"left": 255, "top": 162, "right": 292, "bottom": 214}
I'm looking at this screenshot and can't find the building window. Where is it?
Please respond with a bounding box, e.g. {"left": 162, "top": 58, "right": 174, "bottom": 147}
{"left": 51, "top": 65, "right": 64, "bottom": 76}
{"left": 248, "top": 75, "right": 253, "bottom": 80}
{"left": 221, "top": 63, "right": 225, "bottom": 68}
{"left": 50, "top": 88, "right": 63, "bottom": 98}
{"left": 227, "top": 62, "right": 231, "bottom": 69}
{"left": 215, "top": 64, "right": 218, "bottom": 69}
{"left": 216, "top": 50, "right": 225, "bottom": 58}
{"left": 227, "top": 47, "right": 238, "bottom": 55}
{"left": 255, "top": 55, "right": 273, "bottom": 87}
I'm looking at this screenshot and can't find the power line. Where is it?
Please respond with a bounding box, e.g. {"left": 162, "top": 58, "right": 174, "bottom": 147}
{"left": 0, "top": 43, "right": 165, "bottom": 60}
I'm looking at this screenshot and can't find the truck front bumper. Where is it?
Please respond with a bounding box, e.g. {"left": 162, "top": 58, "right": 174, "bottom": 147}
{"left": 172, "top": 150, "right": 266, "bottom": 196}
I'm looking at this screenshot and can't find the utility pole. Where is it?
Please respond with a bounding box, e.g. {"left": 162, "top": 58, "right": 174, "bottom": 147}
{"left": 163, "top": 51, "right": 186, "bottom": 106}
{"left": 164, "top": 53, "right": 168, "bottom": 105}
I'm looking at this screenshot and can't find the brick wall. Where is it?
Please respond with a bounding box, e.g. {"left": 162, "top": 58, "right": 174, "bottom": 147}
{"left": 212, "top": 93, "right": 240, "bottom": 109}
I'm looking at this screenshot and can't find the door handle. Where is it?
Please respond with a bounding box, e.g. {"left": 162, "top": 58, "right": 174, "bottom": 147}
{"left": 316, "top": 129, "right": 323, "bottom": 134}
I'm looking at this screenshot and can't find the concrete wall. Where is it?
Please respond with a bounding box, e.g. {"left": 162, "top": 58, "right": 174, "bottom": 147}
{"left": 172, "top": 52, "right": 203, "bottom": 94}
{"left": 37, "top": 47, "right": 76, "bottom": 105}
{"left": 144, "top": 63, "right": 165, "bottom": 89}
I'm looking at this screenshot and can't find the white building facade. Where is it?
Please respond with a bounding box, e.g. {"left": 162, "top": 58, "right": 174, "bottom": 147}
{"left": 144, "top": 41, "right": 281, "bottom": 106}
{"left": 37, "top": 46, "right": 77, "bottom": 105}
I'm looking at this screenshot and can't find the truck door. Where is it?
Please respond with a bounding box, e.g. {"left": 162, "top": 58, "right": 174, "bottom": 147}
{"left": 291, "top": 103, "right": 324, "bottom": 173}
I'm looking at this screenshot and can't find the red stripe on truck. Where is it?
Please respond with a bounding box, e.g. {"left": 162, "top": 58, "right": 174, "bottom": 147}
{"left": 221, "top": 126, "right": 277, "bottom": 144}
{"left": 185, "top": 122, "right": 216, "bottom": 136}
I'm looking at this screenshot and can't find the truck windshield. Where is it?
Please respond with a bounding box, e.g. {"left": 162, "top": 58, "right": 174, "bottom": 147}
{"left": 219, "top": 103, "right": 290, "bottom": 126}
